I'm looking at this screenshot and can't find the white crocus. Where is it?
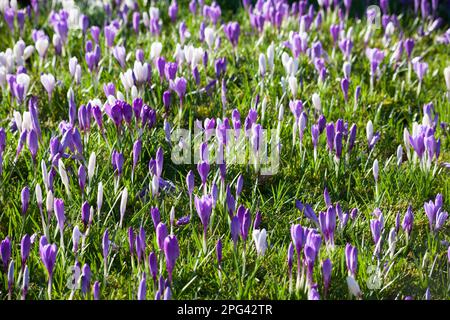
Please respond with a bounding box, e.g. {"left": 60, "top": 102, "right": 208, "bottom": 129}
{"left": 252, "top": 228, "right": 268, "bottom": 256}
{"left": 97, "top": 182, "right": 103, "bottom": 215}
{"left": 288, "top": 76, "right": 298, "bottom": 98}
{"left": 35, "top": 37, "right": 49, "bottom": 58}
{"left": 150, "top": 42, "right": 162, "bottom": 60}
{"left": 204, "top": 27, "right": 215, "bottom": 51}
{"left": 119, "top": 188, "right": 128, "bottom": 228}
{"left": 346, "top": 276, "right": 362, "bottom": 299}
{"left": 88, "top": 152, "right": 96, "bottom": 183}
{"left": 58, "top": 159, "right": 71, "bottom": 196}
{"left": 312, "top": 93, "right": 321, "bottom": 113}
{"left": 267, "top": 42, "right": 274, "bottom": 72}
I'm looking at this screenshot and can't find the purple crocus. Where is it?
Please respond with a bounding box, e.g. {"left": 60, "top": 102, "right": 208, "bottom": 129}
{"left": 195, "top": 194, "right": 213, "bottom": 252}
{"left": 224, "top": 22, "right": 240, "bottom": 49}
{"left": 163, "top": 235, "right": 180, "bottom": 284}
{"left": 322, "top": 259, "right": 332, "bottom": 298}
{"left": 230, "top": 215, "right": 240, "bottom": 249}
{"left": 402, "top": 206, "right": 414, "bottom": 238}
{"left": 1, "top": 237, "right": 12, "bottom": 272}
{"left": 345, "top": 243, "right": 358, "bottom": 277}
{"left": 39, "top": 236, "right": 58, "bottom": 299}
{"left": 156, "top": 223, "right": 168, "bottom": 251}
{"left": 21, "top": 186, "right": 30, "bottom": 215}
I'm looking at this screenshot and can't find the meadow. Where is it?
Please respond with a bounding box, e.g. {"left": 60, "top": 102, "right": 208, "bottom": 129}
{"left": 0, "top": 0, "right": 450, "bottom": 300}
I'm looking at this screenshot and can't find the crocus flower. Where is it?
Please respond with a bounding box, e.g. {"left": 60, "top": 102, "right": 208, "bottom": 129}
{"left": 230, "top": 215, "right": 240, "bottom": 249}
{"left": 81, "top": 264, "right": 91, "bottom": 296}
{"left": 347, "top": 275, "right": 362, "bottom": 299}
{"left": 93, "top": 281, "right": 100, "bottom": 300}
{"left": 156, "top": 223, "right": 168, "bottom": 251}
{"left": 39, "top": 236, "right": 58, "bottom": 299}
{"left": 102, "top": 229, "right": 109, "bottom": 278}
{"left": 402, "top": 206, "right": 414, "bottom": 238}
{"left": 138, "top": 273, "right": 146, "bottom": 300}
{"left": 119, "top": 188, "right": 128, "bottom": 228}
{"left": 21, "top": 234, "right": 31, "bottom": 269}
{"left": 195, "top": 194, "right": 213, "bottom": 252}
{"left": 252, "top": 228, "right": 268, "bottom": 256}
{"left": 345, "top": 243, "right": 358, "bottom": 277}
{"left": 149, "top": 252, "right": 158, "bottom": 283}
{"left": 40, "top": 73, "right": 56, "bottom": 101}
{"left": 54, "top": 198, "right": 65, "bottom": 248}
{"left": 1, "top": 237, "right": 11, "bottom": 272}
{"left": 21, "top": 186, "right": 30, "bottom": 215}
{"left": 170, "top": 77, "right": 187, "bottom": 105}
{"left": 163, "top": 235, "right": 180, "bottom": 283}
{"left": 322, "top": 259, "right": 332, "bottom": 298}
{"left": 224, "top": 22, "right": 240, "bottom": 48}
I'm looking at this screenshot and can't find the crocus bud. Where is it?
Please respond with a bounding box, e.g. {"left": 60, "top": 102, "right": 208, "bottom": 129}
{"left": 186, "top": 170, "right": 194, "bottom": 196}
{"left": 149, "top": 252, "right": 158, "bottom": 281}
{"left": 78, "top": 165, "right": 86, "bottom": 193}
{"left": 93, "top": 281, "right": 100, "bottom": 300}
{"left": 119, "top": 188, "right": 128, "bottom": 228}
{"left": 54, "top": 198, "right": 65, "bottom": 237}
{"left": 88, "top": 152, "right": 96, "bottom": 183}
{"left": 21, "top": 234, "right": 31, "bottom": 267}
{"left": 156, "top": 223, "right": 168, "bottom": 250}
{"left": 312, "top": 93, "right": 321, "bottom": 113}
{"left": 138, "top": 273, "right": 146, "bottom": 300}
{"left": 8, "top": 260, "right": 14, "bottom": 293}
{"left": 72, "top": 226, "right": 82, "bottom": 253}
{"left": 21, "top": 186, "right": 30, "bottom": 215}
{"left": 252, "top": 228, "right": 268, "bottom": 256}
{"left": 97, "top": 182, "right": 103, "bottom": 214}
{"left": 163, "top": 235, "right": 180, "bottom": 283}
{"left": 22, "top": 265, "right": 29, "bottom": 300}
{"left": 373, "top": 159, "right": 379, "bottom": 183}
{"left": 102, "top": 229, "right": 109, "bottom": 263}
{"left": 322, "top": 258, "right": 332, "bottom": 297}
{"left": 347, "top": 275, "right": 362, "bottom": 299}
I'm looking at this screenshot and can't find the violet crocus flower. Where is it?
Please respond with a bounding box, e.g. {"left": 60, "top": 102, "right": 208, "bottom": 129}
{"left": 197, "top": 161, "right": 210, "bottom": 192}
{"left": 132, "top": 139, "right": 142, "bottom": 177}
{"left": 170, "top": 77, "right": 187, "bottom": 106}
{"left": 1, "top": 237, "right": 12, "bottom": 272}
{"left": 39, "top": 236, "right": 58, "bottom": 299}
{"left": 168, "top": 1, "right": 178, "bottom": 23}
{"left": 319, "top": 207, "right": 336, "bottom": 247}
{"left": 54, "top": 198, "right": 65, "bottom": 248}
{"left": 230, "top": 215, "right": 240, "bottom": 249}
{"left": 370, "top": 218, "right": 383, "bottom": 256}
{"left": 195, "top": 194, "right": 213, "bottom": 252}
{"left": 21, "top": 234, "right": 31, "bottom": 269}
{"left": 341, "top": 78, "right": 349, "bottom": 102}
{"left": 156, "top": 223, "right": 168, "bottom": 251}
{"left": 345, "top": 243, "right": 358, "bottom": 277}
{"left": 402, "top": 206, "right": 414, "bottom": 238}
{"left": 93, "top": 281, "right": 100, "bottom": 300}
{"left": 326, "top": 123, "right": 335, "bottom": 152}
{"left": 224, "top": 22, "right": 240, "bottom": 49}
{"left": 81, "top": 263, "right": 91, "bottom": 296}
{"left": 21, "top": 186, "right": 30, "bottom": 215}
{"left": 164, "top": 235, "right": 180, "bottom": 284}
{"left": 322, "top": 259, "right": 332, "bottom": 298}
{"left": 102, "top": 229, "right": 109, "bottom": 278}
{"left": 136, "top": 272, "right": 146, "bottom": 300}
